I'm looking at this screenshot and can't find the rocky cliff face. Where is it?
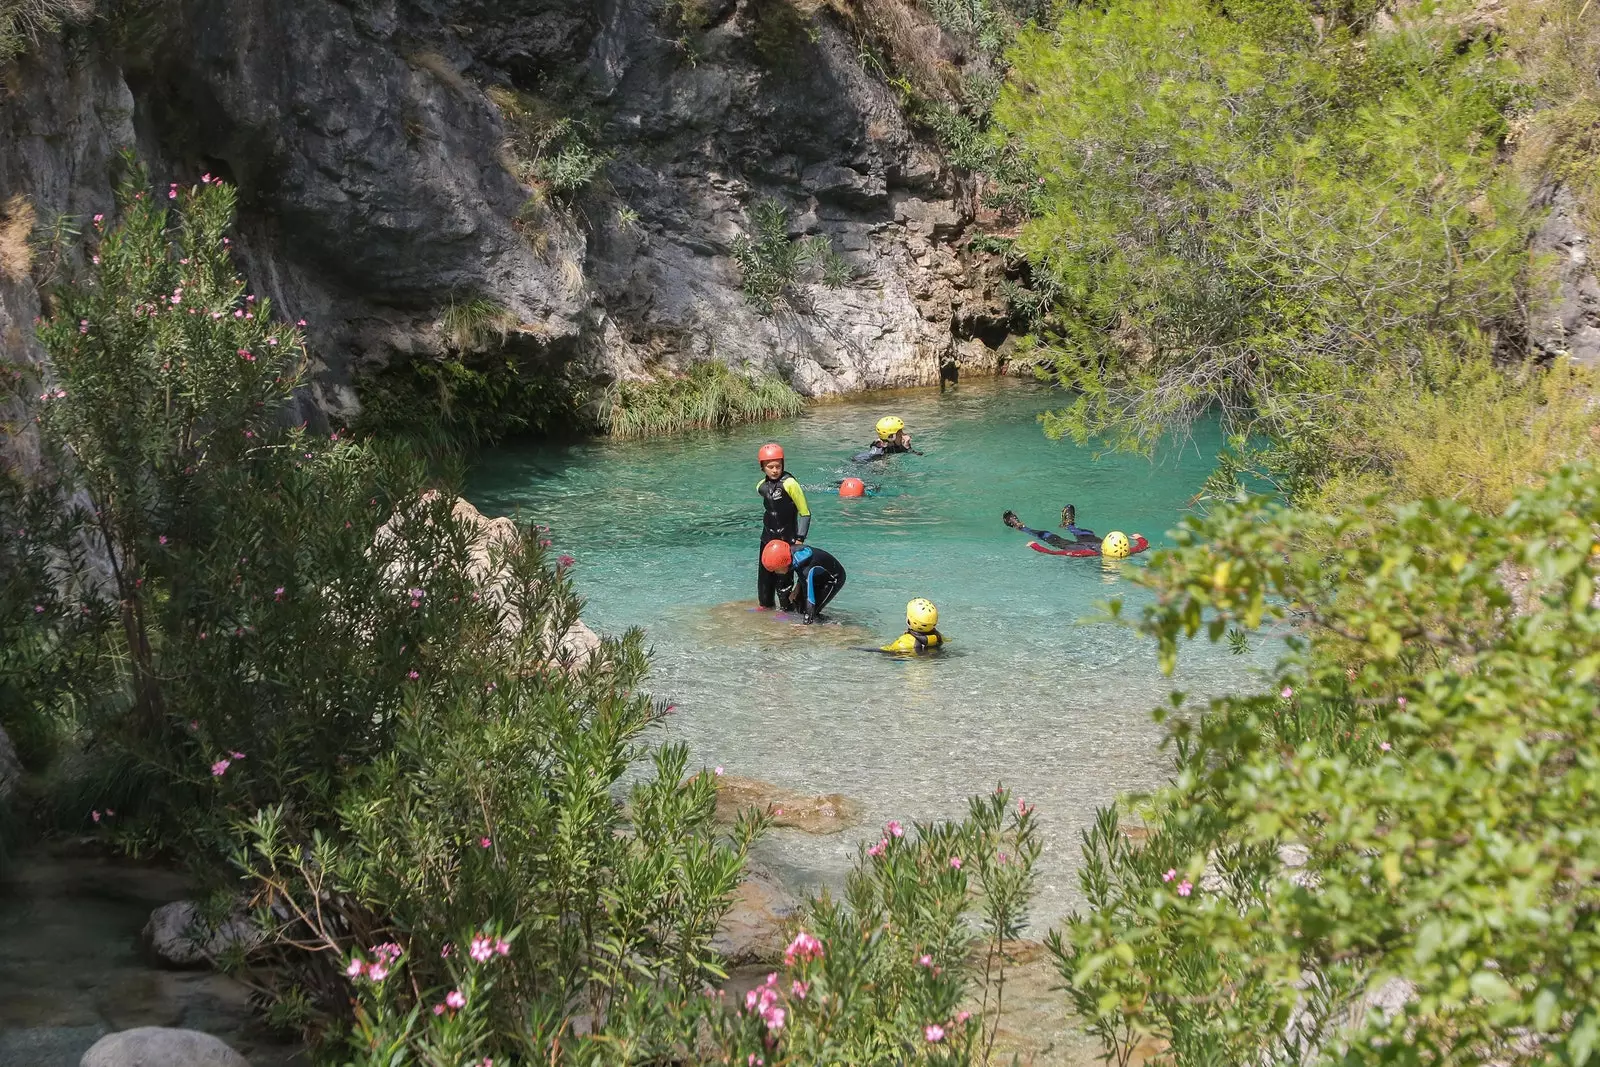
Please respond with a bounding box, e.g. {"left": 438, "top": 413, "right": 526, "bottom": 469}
{"left": 0, "top": 0, "right": 1011, "bottom": 435}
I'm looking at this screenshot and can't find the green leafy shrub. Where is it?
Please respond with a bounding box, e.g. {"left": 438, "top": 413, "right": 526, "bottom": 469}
{"left": 599, "top": 360, "right": 806, "bottom": 438}
{"left": 731, "top": 199, "right": 851, "bottom": 315}
{"left": 488, "top": 87, "right": 608, "bottom": 197}
{"left": 998, "top": 0, "right": 1533, "bottom": 499}
{"left": 1056, "top": 462, "right": 1600, "bottom": 1065}
{"left": 318, "top": 786, "right": 1042, "bottom": 1065}
{"left": 0, "top": 0, "right": 90, "bottom": 63}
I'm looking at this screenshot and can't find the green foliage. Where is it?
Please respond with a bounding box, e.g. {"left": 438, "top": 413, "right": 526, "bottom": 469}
{"left": 1507, "top": 0, "right": 1600, "bottom": 232}
{"left": 437, "top": 297, "right": 517, "bottom": 352}
{"left": 599, "top": 359, "right": 806, "bottom": 438}
{"left": 317, "top": 786, "right": 1043, "bottom": 1065}
{"left": 488, "top": 87, "right": 608, "bottom": 197}
{"left": 999, "top": 0, "right": 1533, "bottom": 499}
{"left": 0, "top": 0, "right": 89, "bottom": 63}
{"left": 1056, "top": 462, "right": 1600, "bottom": 1065}
{"left": 731, "top": 199, "right": 852, "bottom": 315}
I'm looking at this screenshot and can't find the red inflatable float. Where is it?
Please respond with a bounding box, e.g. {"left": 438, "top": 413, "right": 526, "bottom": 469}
{"left": 1028, "top": 534, "right": 1150, "bottom": 558}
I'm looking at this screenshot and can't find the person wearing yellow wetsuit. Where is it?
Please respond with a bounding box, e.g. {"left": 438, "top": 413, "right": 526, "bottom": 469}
{"left": 880, "top": 598, "right": 944, "bottom": 654}
{"left": 756, "top": 442, "right": 811, "bottom": 609}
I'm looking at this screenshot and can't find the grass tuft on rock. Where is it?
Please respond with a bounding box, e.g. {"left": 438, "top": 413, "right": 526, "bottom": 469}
{"left": 600, "top": 361, "right": 806, "bottom": 438}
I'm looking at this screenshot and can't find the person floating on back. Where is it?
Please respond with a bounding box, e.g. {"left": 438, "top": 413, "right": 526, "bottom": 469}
{"left": 762, "top": 540, "right": 846, "bottom": 624}
{"left": 756, "top": 442, "right": 810, "bottom": 610}
{"left": 853, "top": 416, "right": 923, "bottom": 463}
{"left": 1002, "top": 504, "right": 1100, "bottom": 548}
{"left": 879, "top": 598, "right": 945, "bottom": 654}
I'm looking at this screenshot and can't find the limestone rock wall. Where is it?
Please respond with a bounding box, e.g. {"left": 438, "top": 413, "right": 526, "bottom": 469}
{"left": 0, "top": 0, "right": 1013, "bottom": 442}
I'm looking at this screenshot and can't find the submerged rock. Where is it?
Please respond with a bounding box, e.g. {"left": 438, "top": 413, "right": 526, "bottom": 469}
{"left": 713, "top": 775, "right": 861, "bottom": 835}
{"left": 141, "top": 902, "right": 262, "bottom": 970}
{"left": 80, "top": 1027, "right": 249, "bottom": 1067}
{"left": 712, "top": 863, "right": 801, "bottom": 965}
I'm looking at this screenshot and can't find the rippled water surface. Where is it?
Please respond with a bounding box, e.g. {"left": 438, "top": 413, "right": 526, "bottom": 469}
{"left": 469, "top": 378, "right": 1275, "bottom": 926}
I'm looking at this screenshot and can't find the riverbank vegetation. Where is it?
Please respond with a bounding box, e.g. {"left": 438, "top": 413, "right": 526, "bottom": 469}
{"left": 599, "top": 359, "right": 807, "bottom": 438}
{"left": 990, "top": 0, "right": 1600, "bottom": 506}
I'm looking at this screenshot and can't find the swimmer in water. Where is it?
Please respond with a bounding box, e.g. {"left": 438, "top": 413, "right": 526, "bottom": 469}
{"left": 763, "top": 540, "right": 847, "bottom": 624}
{"left": 878, "top": 598, "right": 944, "bottom": 654}
{"left": 1003, "top": 504, "right": 1100, "bottom": 548}
{"left": 853, "top": 416, "right": 923, "bottom": 463}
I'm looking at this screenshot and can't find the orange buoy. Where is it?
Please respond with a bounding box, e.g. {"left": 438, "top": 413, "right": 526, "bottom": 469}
{"left": 839, "top": 478, "right": 865, "bottom": 498}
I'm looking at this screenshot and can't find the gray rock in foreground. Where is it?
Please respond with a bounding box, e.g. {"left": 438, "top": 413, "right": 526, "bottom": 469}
{"left": 142, "top": 901, "right": 262, "bottom": 969}
{"left": 80, "top": 1027, "right": 250, "bottom": 1067}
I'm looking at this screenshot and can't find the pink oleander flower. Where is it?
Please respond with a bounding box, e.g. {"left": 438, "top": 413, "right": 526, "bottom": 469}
{"left": 494, "top": 938, "right": 510, "bottom": 956}
{"left": 445, "top": 989, "right": 465, "bottom": 1010}
{"left": 346, "top": 958, "right": 364, "bottom": 978}
{"left": 867, "top": 838, "right": 887, "bottom": 858}
{"left": 791, "top": 980, "right": 809, "bottom": 999}
{"left": 763, "top": 1006, "right": 785, "bottom": 1031}
{"left": 230, "top": 751, "right": 245, "bottom": 760}
{"left": 1177, "top": 880, "right": 1193, "bottom": 897}
{"left": 168, "top": 187, "right": 177, "bottom": 199}
{"left": 784, "top": 931, "right": 823, "bottom": 965}
{"left": 202, "top": 173, "right": 212, "bottom": 182}
{"left": 93, "top": 213, "right": 103, "bottom": 224}
{"left": 367, "top": 961, "right": 389, "bottom": 982}
{"left": 1163, "top": 868, "right": 1176, "bottom": 882}
{"left": 919, "top": 954, "right": 933, "bottom": 967}
{"left": 373, "top": 942, "right": 402, "bottom": 962}
{"left": 1380, "top": 741, "right": 1392, "bottom": 751}
{"left": 714, "top": 766, "right": 723, "bottom": 776}
{"left": 274, "top": 587, "right": 284, "bottom": 601}
{"left": 470, "top": 935, "right": 493, "bottom": 963}
{"left": 949, "top": 856, "right": 962, "bottom": 870}
{"left": 886, "top": 820, "right": 903, "bottom": 838}
{"left": 91, "top": 255, "right": 100, "bottom": 264}
{"left": 433, "top": 1003, "right": 445, "bottom": 1015}
{"left": 233, "top": 309, "right": 243, "bottom": 318}
{"left": 441, "top": 943, "right": 454, "bottom": 958}
{"left": 925, "top": 1024, "right": 945, "bottom": 1043}
{"left": 956, "top": 1010, "right": 970, "bottom": 1024}
{"left": 479, "top": 836, "right": 492, "bottom": 848}
{"left": 211, "top": 758, "right": 231, "bottom": 777}
{"left": 1281, "top": 686, "right": 1294, "bottom": 699}
{"left": 34, "top": 605, "right": 43, "bottom": 614}
{"left": 407, "top": 670, "right": 420, "bottom": 680}
{"left": 159, "top": 535, "right": 169, "bottom": 545}
{"left": 1397, "top": 696, "right": 1407, "bottom": 707}
{"left": 558, "top": 554, "right": 575, "bottom": 568}
{"left": 91, "top": 810, "right": 101, "bottom": 823}
{"left": 297, "top": 319, "right": 307, "bottom": 326}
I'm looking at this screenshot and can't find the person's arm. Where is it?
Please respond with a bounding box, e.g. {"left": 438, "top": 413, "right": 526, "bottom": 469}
{"left": 801, "top": 565, "right": 820, "bottom": 622}
{"left": 785, "top": 477, "right": 811, "bottom": 541}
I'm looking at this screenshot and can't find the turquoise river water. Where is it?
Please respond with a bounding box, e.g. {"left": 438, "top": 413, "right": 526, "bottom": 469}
{"left": 469, "top": 378, "right": 1276, "bottom": 927}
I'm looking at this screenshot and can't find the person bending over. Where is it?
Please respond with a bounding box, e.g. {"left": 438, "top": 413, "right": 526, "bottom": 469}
{"left": 756, "top": 442, "right": 810, "bottom": 608}
{"left": 762, "top": 540, "right": 847, "bottom": 623}
{"left": 1003, "top": 505, "right": 1099, "bottom": 548}
{"left": 853, "top": 416, "right": 923, "bottom": 463}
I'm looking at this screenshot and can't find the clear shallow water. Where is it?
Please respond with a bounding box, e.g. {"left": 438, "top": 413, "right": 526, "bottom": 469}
{"left": 469, "top": 378, "right": 1275, "bottom": 926}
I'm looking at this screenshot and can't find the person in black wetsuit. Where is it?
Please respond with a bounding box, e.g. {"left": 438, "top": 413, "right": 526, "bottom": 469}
{"left": 1002, "top": 504, "right": 1100, "bottom": 548}
{"left": 852, "top": 416, "right": 924, "bottom": 463}
{"left": 762, "top": 541, "right": 847, "bottom": 623}
{"left": 756, "top": 442, "right": 811, "bottom": 608}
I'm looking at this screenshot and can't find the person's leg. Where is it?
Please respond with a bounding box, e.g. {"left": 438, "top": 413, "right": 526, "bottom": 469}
{"left": 812, "top": 572, "right": 845, "bottom": 616}
{"left": 758, "top": 543, "right": 777, "bottom": 608}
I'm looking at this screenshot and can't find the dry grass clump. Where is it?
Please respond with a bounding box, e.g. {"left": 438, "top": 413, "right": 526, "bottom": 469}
{"left": 1504, "top": 0, "right": 1600, "bottom": 229}
{"left": 821, "top": 0, "right": 962, "bottom": 103}
{"left": 1, "top": 0, "right": 92, "bottom": 63}
{"left": 0, "top": 193, "right": 35, "bottom": 281}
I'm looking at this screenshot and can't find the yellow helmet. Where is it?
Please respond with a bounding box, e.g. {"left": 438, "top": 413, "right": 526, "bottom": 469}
{"left": 906, "top": 598, "right": 938, "bottom": 633}
{"left": 876, "top": 416, "right": 905, "bottom": 440}
{"left": 1101, "top": 532, "right": 1132, "bottom": 559}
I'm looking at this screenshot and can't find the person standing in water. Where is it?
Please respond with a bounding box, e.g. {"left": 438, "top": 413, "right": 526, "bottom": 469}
{"left": 763, "top": 540, "right": 847, "bottom": 623}
{"left": 1002, "top": 504, "right": 1099, "bottom": 548}
{"left": 756, "top": 442, "right": 810, "bottom": 609}
{"left": 853, "top": 416, "right": 923, "bottom": 463}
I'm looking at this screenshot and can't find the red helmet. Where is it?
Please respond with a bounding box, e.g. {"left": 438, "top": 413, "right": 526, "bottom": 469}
{"left": 758, "top": 443, "right": 784, "bottom": 463}
{"left": 761, "top": 540, "right": 793, "bottom": 572}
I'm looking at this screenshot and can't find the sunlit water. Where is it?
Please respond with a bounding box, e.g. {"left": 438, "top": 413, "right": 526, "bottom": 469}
{"left": 469, "top": 378, "right": 1276, "bottom": 928}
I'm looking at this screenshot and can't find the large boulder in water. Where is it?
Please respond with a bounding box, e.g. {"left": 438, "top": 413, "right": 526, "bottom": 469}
{"left": 141, "top": 901, "right": 261, "bottom": 969}
{"left": 80, "top": 1027, "right": 249, "bottom": 1067}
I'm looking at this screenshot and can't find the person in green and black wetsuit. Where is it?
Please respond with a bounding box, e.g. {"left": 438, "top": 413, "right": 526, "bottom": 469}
{"left": 756, "top": 442, "right": 811, "bottom": 609}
